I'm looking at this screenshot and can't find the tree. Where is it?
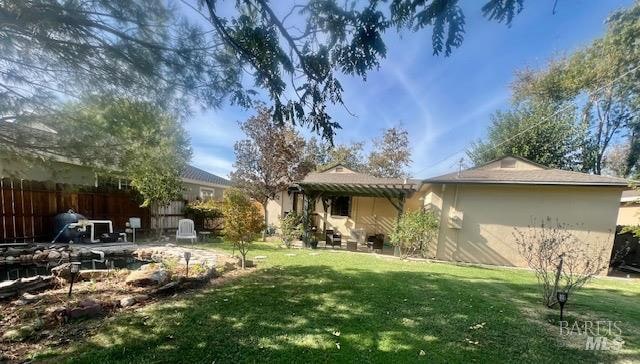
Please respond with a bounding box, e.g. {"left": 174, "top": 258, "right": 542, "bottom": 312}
{"left": 603, "top": 144, "right": 633, "bottom": 177}
{"left": 389, "top": 210, "right": 439, "bottom": 259}
{"left": 222, "top": 188, "right": 265, "bottom": 269}
{"left": 1, "top": 0, "right": 529, "bottom": 148}
{"left": 367, "top": 127, "right": 412, "bottom": 178}
{"left": 511, "top": 3, "right": 640, "bottom": 174}
{"left": 48, "top": 97, "right": 191, "bottom": 237}
{"left": 467, "top": 101, "right": 585, "bottom": 169}
{"left": 319, "top": 142, "right": 367, "bottom": 172}
{"left": 513, "top": 218, "right": 610, "bottom": 307}
{"left": 280, "top": 212, "right": 304, "bottom": 248}
{"left": 230, "top": 107, "right": 310, "bottom": 239}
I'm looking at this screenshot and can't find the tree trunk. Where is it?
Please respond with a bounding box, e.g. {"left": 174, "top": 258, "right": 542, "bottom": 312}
{"left": 262, "top": 201, "right": 268, "bottom": 242}
{"left": 241, "top": 253, "right": 246, "bottom": 269}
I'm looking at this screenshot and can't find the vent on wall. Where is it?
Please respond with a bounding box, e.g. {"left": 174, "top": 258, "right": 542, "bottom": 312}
{"left": 335, "top": 167, "right": 344, "bottom": 172}
{"left": 500, "top": 159, "right": 517, "bottom": 168}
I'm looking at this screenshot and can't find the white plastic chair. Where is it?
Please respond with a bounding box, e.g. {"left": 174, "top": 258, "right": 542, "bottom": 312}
{"left": 176, "top": 219, "right": 197, "bottom": 244}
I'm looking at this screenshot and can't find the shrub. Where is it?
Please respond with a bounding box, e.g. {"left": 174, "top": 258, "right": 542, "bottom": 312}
{"left": 222, "top": 189, "right": 265, "bottom": 269}
{"left": 184, "top": 199, "right": 224, "bottom": 231}
{"left": 389, "top": 210, "right": 439, "bottom": 259}
{"left": 280, "top": 212, "right": 303, "bottom": 248}
{"left": 514, "top": 218, "right": 609, "bottom": 307}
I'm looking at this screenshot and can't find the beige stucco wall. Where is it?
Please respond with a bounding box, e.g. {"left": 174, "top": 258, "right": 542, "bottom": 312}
{"left": 617, "top": 204, "right": 640, "bottom": 226}
{"left": 266, "top": 190, "right": 423, "bottom": 241}
{"left": 425, "top": 183, "right": 623, "bottom": 267}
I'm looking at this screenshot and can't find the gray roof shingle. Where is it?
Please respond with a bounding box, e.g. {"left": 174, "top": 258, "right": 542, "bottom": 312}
{"left": 424, "top": 157, "right": 629, "bottom": 187}
{"left": 181, "top": 165, "right": 230, "bottom": 186}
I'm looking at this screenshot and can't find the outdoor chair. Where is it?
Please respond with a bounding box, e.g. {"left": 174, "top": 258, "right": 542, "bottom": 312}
{"left": 325, "top": 229, "right": 342, "bottom": 248}
{"left": 176, "top": 219, "right": 197, "bottom": 244}
{"left": 367, "top": 234, "right": 384, "bottom": 251}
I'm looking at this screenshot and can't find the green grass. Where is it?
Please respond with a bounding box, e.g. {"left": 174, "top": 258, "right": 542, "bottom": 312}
{"left": 44, "top": 242, "right": 640, "bottom": 363}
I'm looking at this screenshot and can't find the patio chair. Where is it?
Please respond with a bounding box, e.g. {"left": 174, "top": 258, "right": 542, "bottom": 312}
{"left": 176, "top": 219, "right": 197, "bottom": 244}
{"left": 325, "top": 229, "right": 342, "bottom": 248}
{"left": 367, "top": 234, "right": 384, "bottom": 251}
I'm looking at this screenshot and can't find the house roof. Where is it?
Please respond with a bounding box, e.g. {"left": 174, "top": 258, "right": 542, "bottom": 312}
{"left": 424, "top": 156, "right": 629, "bottom": 187}
{"left": 621, "top": 189, "right": 640, "bottom": 202}
{"left": 295, "top": 170, "right": 419, "bottom": 197}
{"left": 181, "top": 165, "right": 230, "bottom": 186}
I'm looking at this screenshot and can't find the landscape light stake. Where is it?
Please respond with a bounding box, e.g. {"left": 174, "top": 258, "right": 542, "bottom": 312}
{"left": 184, "top": 251, "right": 191, "bottom": 278}
{"left": 557, "top": 291, "right": 568, "bottom": 321}
{"left": 68, "top": 263, "right": 80, "bottom": 298}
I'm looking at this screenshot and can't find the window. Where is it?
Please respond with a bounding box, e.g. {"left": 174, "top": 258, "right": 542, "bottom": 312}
{"left": 200, "top": 188, "right": 216, "bottom": 200}
{"left": 335, "top": 166, "right": 344, "bottom": 172}
{"left": 331, "top": 196, "right": 351, "bottom": 217}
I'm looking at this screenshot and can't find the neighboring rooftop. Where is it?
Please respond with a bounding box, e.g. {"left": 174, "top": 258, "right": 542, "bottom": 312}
{"left": 181, "top": 165, "right": 230, "bottom": 186}
{"left": 424, "top": 156, "right": 629, "bottom": 187}
{"left": 621, "top": 189, "right": 640, "bottom": 202}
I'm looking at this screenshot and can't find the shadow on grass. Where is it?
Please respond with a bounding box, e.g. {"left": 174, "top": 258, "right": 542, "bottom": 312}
{"left": 54, "top": 264, "right": 639, "bottom": 364}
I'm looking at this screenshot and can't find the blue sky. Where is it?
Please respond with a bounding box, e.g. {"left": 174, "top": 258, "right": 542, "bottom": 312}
{"left": 184, "top": 0, "right": 633, "bottom": 179}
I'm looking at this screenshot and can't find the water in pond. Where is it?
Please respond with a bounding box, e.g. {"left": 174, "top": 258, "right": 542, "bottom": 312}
{"left": 0, "top": 256, "right": 148, "bottom": 282}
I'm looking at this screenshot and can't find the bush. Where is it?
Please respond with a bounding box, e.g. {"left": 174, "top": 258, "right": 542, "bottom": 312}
{"left": 184, "top": 199, "right": 224, "bottom": 231}
{"left": 389, "top": 210, "right": 439, "bottom": 259}
{"left": 514, "top": 218, "right": 609, "bottom": 307}
{"left": 280, "top": 212, "right": 303, "bottom": 248}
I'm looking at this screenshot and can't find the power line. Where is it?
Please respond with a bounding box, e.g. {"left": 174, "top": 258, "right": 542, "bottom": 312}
{"left": 412, "top": 63, "right": 640, "bottom": 178}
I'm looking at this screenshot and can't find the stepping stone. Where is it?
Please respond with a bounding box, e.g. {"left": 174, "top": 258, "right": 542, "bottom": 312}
{"left": 285, "top": 253, "right": 296, "bottom": 257}
{"left": 254, "top": 255, "right": 267, "bottom": 260}
{"left": 308, "top": 253, "right": 319, "bottom": 256}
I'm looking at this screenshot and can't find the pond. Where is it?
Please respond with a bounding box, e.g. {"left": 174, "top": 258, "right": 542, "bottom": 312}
{"left": 0, "top": 256, "right": 148, "bottom": 282}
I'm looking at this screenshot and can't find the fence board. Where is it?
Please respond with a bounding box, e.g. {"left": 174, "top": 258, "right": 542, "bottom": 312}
{"left": 0, "top": 178, "right": 153, "bottom": 244}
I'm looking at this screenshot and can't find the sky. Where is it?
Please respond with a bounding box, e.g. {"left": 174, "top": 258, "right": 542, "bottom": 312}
{"left": 183, "top": 0, "right": 634, "bottom": 179}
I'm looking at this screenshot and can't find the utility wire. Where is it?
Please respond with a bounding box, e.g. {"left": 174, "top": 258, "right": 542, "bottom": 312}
{"left": 412, "top": 63, "right": 640, "bottom": 178}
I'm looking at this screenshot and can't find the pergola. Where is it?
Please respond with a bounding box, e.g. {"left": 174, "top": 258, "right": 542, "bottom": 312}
{"left": 291, "top": 180, "right": 419, "bottom": 245}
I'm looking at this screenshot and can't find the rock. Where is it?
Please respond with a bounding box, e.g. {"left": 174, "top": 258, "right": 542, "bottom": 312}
{"left": 5, "top": 247, "right": 22, "bottom": 257}
{"left": 5, "top": 256, "right": 15, "bottom": 264}
{"left": 133, "top": 294, "right": 149, "bottom": 303}
{"left": 22, "top": 292, "right": 40, "bottom": 302}
{"left": 51, "top": 263, "right": 72, "bottom": 280}
{"left": 61, "top": 251, "right": 70, "bottom": 260}
{"left": 120, "top": 296, "right": 137, "bottom": 307}
{"left": 165, "top": 243, "right": 176, "bottom": 247}
{"left": 125, "top": 264, "right": 170, "bottom": 287}
{"left": 79, "top": 248, "right": 91, "bottom": 258}
{"left": 154, "top": 281, "right": 179, "bottom": 294}
{"left": 48, "top": 251, "right": 61, "bottom": 260}
{"left": 13, "top": 299, "right": 28, "bottom": 306}
{"left": 66, "top": 302, "right": 103, "bottom": 319}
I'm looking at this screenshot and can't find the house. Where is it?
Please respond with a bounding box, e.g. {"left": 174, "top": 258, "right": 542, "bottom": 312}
{"left": 181, "top": 165, "right": 230, "bottom": 201}
{"left": 266, "top": 156, "right": 629, "bottom": 268}
{"left": 265, "top": 164, "right": 423, "bottom": 240}
{"left": 617, "top": 189, "right": 640, "bottom": 226}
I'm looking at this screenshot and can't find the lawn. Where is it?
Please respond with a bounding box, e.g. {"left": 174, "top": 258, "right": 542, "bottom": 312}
{"left": 42, "top": 242, "right": 639, "bottom": 363}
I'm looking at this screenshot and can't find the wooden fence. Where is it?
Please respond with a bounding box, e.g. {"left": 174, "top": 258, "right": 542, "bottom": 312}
{"left": 0, "top": 178, "right": 151, "bottom": 244}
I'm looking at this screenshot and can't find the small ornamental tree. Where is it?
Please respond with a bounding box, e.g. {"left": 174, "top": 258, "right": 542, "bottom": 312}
{"left": 514, "top": 218, "right": 610, "bottom": 307}
{"left": 390, "top": 210, "right": 440, "bottom": 259}
{"left": 280, "top": 212, "right": 304, "bottom": 248}
{"left": 222, "top": 189, "right": 265, "bottom": 269}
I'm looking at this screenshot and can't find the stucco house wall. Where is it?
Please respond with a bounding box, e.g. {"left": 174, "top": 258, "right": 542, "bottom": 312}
{"left": 618, "top": 205, "right": 640, "bottom": 226}
{"left": 423, "top": 183, "right": 622, "bottom": 267}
